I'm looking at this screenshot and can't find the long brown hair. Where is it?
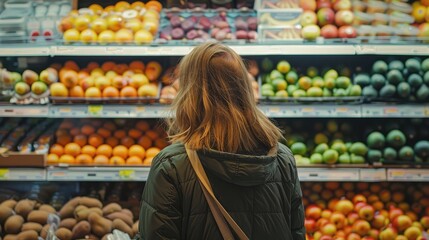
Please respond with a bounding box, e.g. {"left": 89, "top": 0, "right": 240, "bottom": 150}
{"left": 168, "top": 42, "right": 282, "bottom": 153}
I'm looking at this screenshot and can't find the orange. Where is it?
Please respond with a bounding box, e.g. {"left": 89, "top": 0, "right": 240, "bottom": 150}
{"left": 56, "top": 129, "right": 68, "bottom": 137}
{"left": 114, "top": 64, "right": 129, "bottom": 75}
{"left": 64, "top": 60, "right": 80, "bottom": 72}
{"left": 88, "top": 134, "right": 104, "bottom": 147}
{"left": 129, "top": 60, "right": 145, "bottom": 72}
{"left": 120, "top": 86, "right": 138, "bottom": 98}
{"left": 109, "top": 156, "right": 126, "bottom": 165}
{"left": 93, "top": 155, "right": 109, "bottom": 165}
{"left": 154, "top": 138, "right": 169, "bottom": 149}
{"left": 104, "top": 5, "right": 115, "bottom": 13}
{"left": 81, "top": 145, "right": 96, "bottom": 157}
{"left": 145, "top": 1, "right": 163, "bottom": 12}
{"left": 128, "top": 128, "right": 142, "bottom": 139}
{"left": 50, "top": 144, "right": 64, "bottom": 156}
{"left": 96, "top": 144, "right": 113, "bottom": 157}
{"left": 87, "top": 62, "right": 100, "bottom": 71}
{"left": 47, "top": 154, "right": 59, "bottom": 165}
{"left": 106, "top": 137, "right": 119, "bottom": 147}
{"left": 128, "top": 145, "right": 146, "bottom": 159}
{"left": 70, "top": 127, "right": 81, "bottom": 136}
{"left": 64, "top": 143, "right": 81, "bottom": 157}
{"left": 121, "top": 137, "right": 135, "bottom": 148}
{"left": 114, "top": 130, "right": 127, "bottom": 139}
{"left": 113, "top": 145, "right": 128, "bottom": 159}
{"left": 88, "top": 4, "right": 103, "bottom": 14}
{"left": 115, "top": 1, "right": 131, "bottom": 11}
{"left": 69, "top": 85, "right": 85, "bottom": 98}
{"left": 131, "top": 1, "right": 145, "bottom": 10}
{"left": 103, "top": 121, "right": 117, "bottom": 131}
{"left": 73, "top": 134, "right": 88, "bottom": 147}
{"left": 143, "top": 157, "right": 153, "bottom": 166}
{"left": 145, "top": 130, "right": 159, "bottom": 140}
{"left": 81, "top": 125, "right": 95, "bottom": 135}
{"left": 126, "top": 156, "right": 143, "bottom": 165}
{"left": 75, "top": 154, "right": 93, "bottom": 165}
{"left": 57, "top": 135, "right": 72, "bottom": 146}
{"left": 97, "top": 128, "right": 111, "bottom": 138}
{"left": 59, "top": 154, "right": 75, "bottom": 164}
{"left": 101, "top": 61, "right": 116, "bottom": 72}
{"left": 136, "top": 120, "right": 150, "bottom": 132}
{"left": 146, "top": 147, "right": 160, "bottom": 158}
{"left": 102, "top": 86, "right": 120, "bottom": 98}
{"left": 137, "top": 135, "right": 152, "bottom": 149}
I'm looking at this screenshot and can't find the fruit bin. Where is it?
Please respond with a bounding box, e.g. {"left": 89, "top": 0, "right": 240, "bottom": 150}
{"left": 157, "top": 9, "right": 257, "bottom": 43}
{"left": 49, "top": 81, "right": 161, "bottom": 105}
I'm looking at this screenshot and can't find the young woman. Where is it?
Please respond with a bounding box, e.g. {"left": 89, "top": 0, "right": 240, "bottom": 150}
{"left": 138, "top": 42, "right": 305, "bottom": 240}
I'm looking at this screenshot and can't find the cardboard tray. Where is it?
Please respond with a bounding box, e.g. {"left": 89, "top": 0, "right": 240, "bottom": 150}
{"left": 0, "top": 152, "right": 46, "bottom": 167}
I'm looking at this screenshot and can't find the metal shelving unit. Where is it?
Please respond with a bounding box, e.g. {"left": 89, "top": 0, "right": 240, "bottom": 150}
{"left": 0, "top": 166, "right": 427, "bottom": 182}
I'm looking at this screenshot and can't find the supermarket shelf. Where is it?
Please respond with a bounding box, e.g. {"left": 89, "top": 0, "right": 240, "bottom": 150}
{"left": 48, "top": 105, "right": 170, "bottom": 118}
{"left": 361, "top": 104, "right": 429, "bottom": 118}
{"left": 0, "top": 46, "right": 50, "bottom": 57}
{"left": 355, "top": 45, "right": 429, "bottom": 55}
{"left": 2, "top": 104, "right": 429, "bottom": 118}
{"left": 259, "top": 104, "right": 362, "bottom": 118}
{"left": 47, "top": 166, "right": 150, "bottom": 181}
{"left": 0, "top": 44, "right": 427, "bottom": 57}
{"left": 0, "top": 167, "right": 426, "bottom": 182}
{"left": 0, "top": 168, "right": 46, "bottom": 181}
{"left": 387, "top": 168, "right": 429, "bottom": 182}
{"left": 0, "top": 105, "right": 49, "bottom": 117}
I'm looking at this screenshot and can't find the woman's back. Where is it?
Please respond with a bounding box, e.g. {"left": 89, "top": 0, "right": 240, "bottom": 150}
{"left": 139, "top": 143, "right": 305, "bottom": 239}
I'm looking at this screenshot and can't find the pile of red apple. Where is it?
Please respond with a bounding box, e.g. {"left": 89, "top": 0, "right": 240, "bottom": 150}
{"left": 302, "top": 182, "right": 429, "bottom": 240}
{"left": 299, "top": 0, "right": 357, "bottom": 40}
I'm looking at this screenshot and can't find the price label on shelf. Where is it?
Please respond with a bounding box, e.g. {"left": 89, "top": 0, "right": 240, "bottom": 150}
{"left": 360, "top": 169, "right": 386, "bottom": 181}
{"left": 425, "top": 107, "right": 429, "bottom": 117}
{"left": 88, "top": 105, "right": 103, "bottom": 116}
{"left": 119, "top": 170, "right": 135, "bottom": 180}
{"left": 383, "top": 107, "right": 398, "bottom": 116}
{"left": 387, "top": 169, "right": 425, "bottom": 181}
{"left": 0, "top": 169, "right": 9, "bottom": 180}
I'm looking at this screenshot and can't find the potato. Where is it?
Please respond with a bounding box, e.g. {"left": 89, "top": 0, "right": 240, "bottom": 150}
{"left": 120, "top": 208, "right": 133, "bottom": 220}
{"left": 75, "top": 207, "right": 102, "bottom": 222}
{"left": 88, "top": 212, "right": 112, "bottom": 237}
{"left": 21, "top": 222, "right": 43, "bottom": 233}
{"left": 55, "top": 227, "right": 72, "bottom": 240}
{"left": 40, "top": 224, "right": 50, "bottom": 239}
{"left": 27, "top": 210, "right": 50, "bottom": 225}
{"left": 59, "top": 218, "right": 77, "bottom": 230}
{"left": 17, "top": 230, "right": 38, "bottom": 240}
{"left": 1, "top": 199, "right": 17, "bottom": 209}
{"left": 38, "top": 204, "right": 56, "bottom": 213}
{"left": 59, "top": 197, "right": 81, "bottom": 218}
{"left": 102, "top": 203, "right": 122, "bottom": 216}
{"left": 132, "top": 221, "right": 139, "bottom": 237}
{"left": 72, "top": 220, "right": 91, "bottom": 239}
{"left": 0, "top": 205, "right": 14, "bottom": 223}
{"left": 79, "top": 197, "right": 103, "bottom": 208}
{"left": 4, "top": 215, "right": 24, "bottom": 234}
{"left": 14, "top": 199, "right": 35, "bottom": 218}
{"left": 4, "top": 234, "right": 17, "bottom": 240}
{"left": 106, "top": 212, "right": 133, "bottom": 227}
{"left": 113, "top": 219, "right": 133, "bottom": 237}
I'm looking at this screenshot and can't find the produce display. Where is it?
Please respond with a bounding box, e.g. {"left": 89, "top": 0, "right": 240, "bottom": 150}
{"left": 260, "top": 58, "right": 361, "bottom": 99}
{"left": 158, "top": 10, "right": 257, "bottom": 42}
{"left": 356, "top": 57, "right": 429, "bottom": 102}
{"left": 302, "top": 182, "right": 429, "bottom": 240}
{"left": 299, "top": 0, "right": 357, "bottom": 40}
{"left": 365, "top": 121, "right": 429, "bottom": 164}
{"left": 59, "top": 1, "right": 162, "bottom": 44}
{"left": 48, "top": 119, "right": 168, "bottom": 166}
{"left": 413, "top": 0, "right": 429, "bottom": 40}
{"left": 0, "top": 118, "right": 57, "bottom": 154}
{"left": 0, "top": 182, "right": 142, "bottom": 239}
{"left": 0, "top": 67, "right": 59, "bottom": 104}
{"left": 50, "top": 60, "right": 161, "bottom": 102}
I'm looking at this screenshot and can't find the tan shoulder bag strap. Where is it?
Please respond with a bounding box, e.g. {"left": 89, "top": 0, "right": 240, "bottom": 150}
{"left": 185, "top": 146, "right": 249, "bottom": 240}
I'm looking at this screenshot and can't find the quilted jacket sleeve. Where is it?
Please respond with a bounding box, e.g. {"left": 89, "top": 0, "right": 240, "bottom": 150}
{"left": 138, "top": 153, "right": 182, "bottom": 240}
{"left": 291, "top": 163, "right": 306, "bottom": 240}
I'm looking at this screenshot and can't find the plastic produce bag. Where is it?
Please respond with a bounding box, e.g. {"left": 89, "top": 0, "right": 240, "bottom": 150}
{"left": 46, "top": 213, "right": 60, "bottom": 240}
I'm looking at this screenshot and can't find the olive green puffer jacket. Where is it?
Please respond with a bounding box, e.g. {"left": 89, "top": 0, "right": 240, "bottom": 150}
{"left": 138, "top": 142, "right": 305, "bottom": 240}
